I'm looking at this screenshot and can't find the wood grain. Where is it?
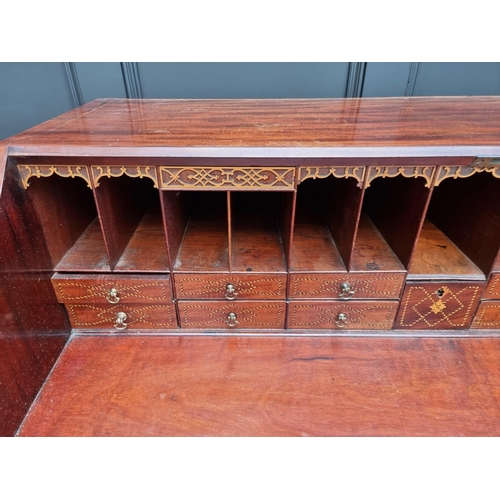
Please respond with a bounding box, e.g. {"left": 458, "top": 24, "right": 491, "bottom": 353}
{"left": 5, "top": 98, "right": 500, "bottom": 156}
{"left": 18, "top": 335, "right": 500, "bottom": 436}
{"left": 408, "top": 220, "right": 485, "bottom": 280}
{"left": 483, "top": 274, "right": 500, "bottom": 300}
{"left": 471, "top": 301, "right": 500, "bottom": 329}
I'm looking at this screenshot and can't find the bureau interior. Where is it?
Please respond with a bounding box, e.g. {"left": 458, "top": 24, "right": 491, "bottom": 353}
{"left": 165, "top": 191, "right": 230, "bottom": 272}
{"left": 409, "top": 172, "right": 500, "bottom": 280}
{"left": 229, "top": 191, "right": 290, "bottom": 273}
{"left": 290, "top": 176, "right": 361, "bottom": 272}
{"left": 26, "top": 175, "right": 110, "bottom": 272}
{"left": 359, "top": 175, "right": 429, "bottom": 272}
{"left": 94, "top": 176, "right": 169, "bottom": 272}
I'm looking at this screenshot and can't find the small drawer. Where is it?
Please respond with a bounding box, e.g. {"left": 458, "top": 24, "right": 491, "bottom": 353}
{"left": 395, "top": 281, "right": 484, "bottom": 329}
{"left": 289, "top": 272, "right": 405, "bottom": 300}
{"left": 483, "top": 274, "right": 500, "bottom": 300}
{"left": 174, "top": 273, "right": 287, "bottom": 300}
{"left": 471, "top": 301, "right": 500, "bottom": 329}
{"left": 178, "top": 300, "right": 285, "bottom": 329}
{"left": 52, "top": 273, "right": 173, "bottom": 304}
{"left": 288, "top": 300, "right": 399, "bottom": 330}
{"left": 65, "top": 303, "right": 177, "bottom": 330}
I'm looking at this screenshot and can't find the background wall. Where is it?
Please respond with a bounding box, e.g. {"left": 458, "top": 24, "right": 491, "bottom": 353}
{"left": 1, "top": 62, "right": 500, "bottom": 140}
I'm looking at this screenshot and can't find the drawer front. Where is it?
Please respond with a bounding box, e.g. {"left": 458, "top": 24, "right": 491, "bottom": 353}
{"left": 483, "top": 274, "right": 500, "bottom": 300}
{"left": 66, "top": 303, "right": 177, "bottom": 330}
{"left": 288, "top": 300, "right": 399, "bottom": 330}
{"left": 471, "top": 301, "right": 500, "bottom": 329}
{"left": 174, "top": 273, "right": 287, "bottom": 300}
{"left": 396, "top": 281, "right": 484, "bottom": 329}
{"left": 52, "top": 273, "right": 172, "bottom": 304}
{"left": 289, "top": 273, "right": 405, "bottom": 300}
{"left": 178, "top": 300, "right": 285, "bottom": 329}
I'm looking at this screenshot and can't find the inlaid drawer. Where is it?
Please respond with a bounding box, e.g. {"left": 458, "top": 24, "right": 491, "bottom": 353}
{"left": 471, "top": 301, "right": 500, "bottom": 329}
{"left": 289, "top": 272, "right": 405, "bottom": 300}
{"left": 178, "top": 300, "right": 285, "bottom": 329}
{"left": 174, "top": 273, "right": 287, "bottom": 300}
{"left": 52, "top": 273, "right": 173, "bottom": 304}
{"left": 483, "top": 274, "right": 500, "bottom": 300}
{"left": 65, "top": 303, "right": 177, "bottom": 330}
{"left": 288, "top": 300, "right": 399, "bottom": 330}
{"left": 395, "top": 281, "right": 484, "bottom": 329}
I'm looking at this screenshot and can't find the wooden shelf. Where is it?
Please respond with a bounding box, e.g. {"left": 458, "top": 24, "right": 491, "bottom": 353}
{"left": 350, "top": 213, "right": 405, "bottom": 273}
{"left": 290, "top": 211, "right": 346, "bottom": 272}
{"left": 55, "top": 218, "right": 110, "bottom": 272}
{"left": 114, "top": 210, "right": 169, "bottom": 272}
{"left": 174, "top": 214, "right": 229, "bottom": 272}
{"left": 408, "top": 219, "right": 485, "bottom": 280}
{"left": 231, "top": 214, "right": 286, "bottom": 273}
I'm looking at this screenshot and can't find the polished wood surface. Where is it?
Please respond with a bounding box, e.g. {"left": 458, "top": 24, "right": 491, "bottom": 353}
{"left": 5, "top": 98, "right": 500, "bottom": 158}
{"left": 408, "top": 220, "right": 485, "bottom": 280}
{"left": 17, "top": 335, "right": 500, "bottom": 436}
{"left": 471, "top": 301, "right": 500, "bottom": 329}
{"left": 0, "top": 162, "right": 69, "bottom": 436}
{"left": 484, "top": 274, "right": 500, "bottom": 300}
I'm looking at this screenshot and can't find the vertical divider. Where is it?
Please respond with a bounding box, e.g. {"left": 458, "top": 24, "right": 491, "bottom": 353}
{"left": 283, "top": 190, "right": 297, "bottom": 308}
{"left": 227, "top": 191, "right": 233, "bottom": 273}
{"left": 91, "top": 174, "right": 149, "bottom": 270}
{"left": 325, "top": 172, "right": 366, "bottom": 271}
{"left": 160, "top": 190, "right": 187, "bottom": 272}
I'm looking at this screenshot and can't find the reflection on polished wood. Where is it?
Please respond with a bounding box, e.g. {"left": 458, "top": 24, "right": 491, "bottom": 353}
{"left": 18, "top": 336, "right": 500, "bottom": 437}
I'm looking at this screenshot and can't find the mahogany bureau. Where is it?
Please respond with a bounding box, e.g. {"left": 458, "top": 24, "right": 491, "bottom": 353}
{"left": 1, "top": 97, "right": 500, "bottom": 339}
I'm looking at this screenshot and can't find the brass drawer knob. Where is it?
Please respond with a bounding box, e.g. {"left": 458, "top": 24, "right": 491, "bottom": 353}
{"left": 114, "top": 311, "right": 128, "bottom": 331}
{"left": 107, "top": 288, "right": 120, "bottom": 304}
{"left": 225, "top": 283, "right": 238, "bottom": 300}
{"left": 227, "top": 312, "right": 238, "bottom": 327}
{"left": 336, "top": 312, "right": 348, "bottom": 328}
{"left": 339, "top": 282, "right": 355, "bottom": 300}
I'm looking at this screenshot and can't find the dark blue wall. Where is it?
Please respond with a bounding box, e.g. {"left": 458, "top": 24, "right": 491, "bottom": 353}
{"left": 1, "top": 62, "right": 499, "bottom": 140}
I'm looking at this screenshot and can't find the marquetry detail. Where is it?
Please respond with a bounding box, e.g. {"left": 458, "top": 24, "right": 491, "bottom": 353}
{"left": 471, "top": 302, "right": 500, "bottom": 329}
{"left": 298, "top": 167, "right": 365, "bottom": 187}
{"left": 484, "top": 275, "right": 500, "bottom": 299}
{"left": 398, "top": 285, "right": 481, "bottom": 328}
{"left": 176, "top": 276, "right": 284, "bottom": 298}
{"left": 291, "top": 274, "right": 403, "bottom": 299}
{"left": 54, "top": 282, "right": 171, "bottom": 303}
{"left": 434, "top": 162, "right": 500, "bottom": 186}
{"left": 289, "top": 303, "right": 397, "bottom": 329}
{"left": 67, "top": 304, "right": 176, "bottom": 328}
{"left": 158, "top": 166, "right": 295, "bottom": 190}
{"left": 180, "top": 303, "right": 284, "bottom": 328}
{"left": 17, "top": 164, "right": 91, "bottom": 189}
{"left": 365, "top": 166, "right": 435, "bottom": 188}
{"left": 91, "top": 165, "right": 158, "bottom": 188}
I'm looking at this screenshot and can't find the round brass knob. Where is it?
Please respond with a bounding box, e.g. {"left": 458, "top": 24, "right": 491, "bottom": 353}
{"left": 225, "top": 283, "right": 238, "bottom": 300}
{"left": 107, "top": 288, "right": 120, "bottom": 304}
{"left": 339, "top": 282, "right": 355, "bottom": 300}
{"left": 336, "top": 312, "right": 348, "bottom": 328}
{"left": 114, "top": 311, "right": 128, "bottom": 331}
{"left": 227, "top": 312, "right": 238, "bottom": 327}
